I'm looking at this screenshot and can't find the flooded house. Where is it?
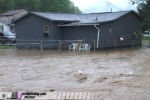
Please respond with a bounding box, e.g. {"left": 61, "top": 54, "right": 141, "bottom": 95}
{"left": 13, "top": 10, "right": 143, "bottom": 49}
{"left": 0, "top": 9, "right": 28, "bottom": 34}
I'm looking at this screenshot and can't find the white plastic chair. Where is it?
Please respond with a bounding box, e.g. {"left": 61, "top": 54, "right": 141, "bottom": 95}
{"left": 79, "top": 43, "right": 91, "bottom": 51}
{"left": 69, "top": 43, "right": 78, "bottom": 52}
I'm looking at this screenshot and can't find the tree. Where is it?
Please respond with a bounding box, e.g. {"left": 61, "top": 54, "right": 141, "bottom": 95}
{"left": 0, "top": 0, "right": 82, "bottom": 14}
{"left": 74, "top": 6, "right": 82, "bottom": 14}
{"left": 130, "top": 0, "right": 146, "bottom": 4}
{"left": 137, "top": 0, "right": 150, "bottom": 31}
{"left": 14, "top": 0, "right": 41, "bottom": 11}
{"left": 0, "top": 0, "right": 15, "bottom": 13}
{"left": 69, "top": 1, "right": 82, "bottom": 14}
{"left": 129, "top": 0, "right": 150, "bottom": 31}
{"left": 40, "top": 0, "right": 81, "bottom": 13}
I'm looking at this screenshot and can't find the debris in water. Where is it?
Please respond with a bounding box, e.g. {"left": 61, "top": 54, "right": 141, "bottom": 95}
{"left": 74, "top": 71, "right": 87, "bottom": 83}
{"left": 78, "top": 70, "right": 83, "bottom": 75}
{"left": 49, "top": 89, "right": 55, "bottom": 92}
{"left": 77, "top": 76, "right": 87, "bottom": 83}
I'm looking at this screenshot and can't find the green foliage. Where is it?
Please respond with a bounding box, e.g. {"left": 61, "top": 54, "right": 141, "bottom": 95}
{"left": 0, "top": 0, "right": 15, "bottom": 13}
{"left": 130, "top": 0, "right": 146, "bottom": 4}
{"left": 137, "top": 0, "right": 150, "bottom": 31}
{"left": 0, "top": 0, "right": 82, "bottom": 14}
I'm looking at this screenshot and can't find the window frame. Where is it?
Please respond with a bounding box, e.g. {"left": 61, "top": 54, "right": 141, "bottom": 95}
{"left": 43, "top": 26, "right": 50, "bottom": 37}
{"left": 10, "top": 24, "right": 15, "bottom": 34}
{"left": 44, "top": 26, "right": 49, "bottom": 33}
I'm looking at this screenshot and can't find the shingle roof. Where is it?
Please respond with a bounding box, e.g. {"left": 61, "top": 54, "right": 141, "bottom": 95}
{"left": 0, "top": 9, "right": 25, "bottom": 16}
{"left": 32, "top": 11, "right": 129, "bottom": 22}
{"left": 14, "top": 10, "right": 142, "bottom": 26}
{"left": 79, "top": 11, "right": 130, "bottom": 23}
{"left": 59, "top": 11, "right": 132, "bottom": 26}
{"left": 32, "top": 12, "right": 80, "bottom": 22}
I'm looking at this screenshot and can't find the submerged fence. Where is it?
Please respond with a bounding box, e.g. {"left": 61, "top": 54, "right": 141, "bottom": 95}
{"left": 0, "top": 39, "right": 149, "bottom": 53}
{"left": 0, "top": 39, "right": 16, "bottom": 46}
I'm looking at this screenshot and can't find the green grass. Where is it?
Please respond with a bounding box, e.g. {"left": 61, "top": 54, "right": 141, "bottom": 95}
{"left": 142, "top": 36, "right": 150, "bottom": 45}
{"left": 142, "top": 36, "right": 150, "bottom": 40}
{"left": 0, "top": 45, "right": 16, "bottom": 49}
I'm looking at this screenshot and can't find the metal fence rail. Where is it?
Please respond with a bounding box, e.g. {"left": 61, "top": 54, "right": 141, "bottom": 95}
{"left": 0, "top": 39, "right": 149, "bottom": 54}
{"left": 0, "top": 38, "right": 16, "bottom": 46}
{"left": 15, "top": 39, "right": 84, "bottom": 54}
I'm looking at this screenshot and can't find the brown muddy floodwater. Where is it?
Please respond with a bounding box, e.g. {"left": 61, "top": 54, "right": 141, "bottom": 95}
{"left": 0, "top": 48, "right": 150, "bottom": 100}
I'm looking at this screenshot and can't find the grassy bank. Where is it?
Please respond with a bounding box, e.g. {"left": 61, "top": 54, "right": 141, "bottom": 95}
{"left": 0, "top": 45, "right": 16, "bottom": 49}
{"left": 143, "top": 36, "right": 150, "bottom": 40}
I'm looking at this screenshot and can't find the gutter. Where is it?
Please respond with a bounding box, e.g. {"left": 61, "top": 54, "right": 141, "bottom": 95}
{"left": 94, "top": 25, "right": 100, "bottom": 48}
{"left": 58, "top": 23, "right": 99, "bottom": 27}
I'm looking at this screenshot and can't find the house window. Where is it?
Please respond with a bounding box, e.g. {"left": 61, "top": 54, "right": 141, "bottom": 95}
{"left": 10, "top": 24, "right": 15, "bottom": 34}
{"left": 0, "top": 25, "right": 4, "bottom": 32}
{"left": 44, "top": 26, "right": 49, "bottom": 33}
{"left": 43, "top": 26, "right": 49, "bottom": 37}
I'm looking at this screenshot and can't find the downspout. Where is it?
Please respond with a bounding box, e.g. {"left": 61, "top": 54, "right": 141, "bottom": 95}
{"left": 94, "top": 25, "right": 100, "bottom": 48}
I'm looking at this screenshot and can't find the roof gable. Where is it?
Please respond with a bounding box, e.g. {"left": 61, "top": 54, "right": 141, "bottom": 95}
{"left": 0, "top": 9, "right": 26, "bottom": 16}
{"left": 115, "top": 10, "right": 143, "bottom": 21}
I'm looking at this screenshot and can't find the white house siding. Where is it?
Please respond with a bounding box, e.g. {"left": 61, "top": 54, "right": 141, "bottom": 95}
{"left": 0, "top": 22, "right": 11, "bottom": 32}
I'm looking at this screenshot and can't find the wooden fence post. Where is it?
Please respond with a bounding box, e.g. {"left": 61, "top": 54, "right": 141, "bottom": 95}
{"left": 121, "top": 41, "right": 122, "bottom": 53}
{"left": 83, "top": 38, "right": 85, "bottom": 51}
{"left": 94, "top": 39, "right": 95, "bottom": 52}
{"left": 115, "top": 40, "right": 116, "bottom": 50}
{"left": 58, "top": 40, "right": 61, "bottom": 53}
{"left": 10, "top": 39, "right": 12, "bottom": 46}
{"left": 40, "top": 40, "right": 43, "bottom": 55}
{"left": 132, "top": 40, "right": 134, "bottom": 48}
{"left": 104, "top": 40, "right": 108, "bottom": 55}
